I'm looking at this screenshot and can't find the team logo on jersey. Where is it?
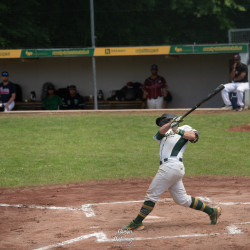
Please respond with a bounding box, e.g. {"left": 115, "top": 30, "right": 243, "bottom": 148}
{"left": 0, "top": 87, "right": 10, "bottom": 94}
{"left": 165, "top": 130, "right": 175, "bottom": 138}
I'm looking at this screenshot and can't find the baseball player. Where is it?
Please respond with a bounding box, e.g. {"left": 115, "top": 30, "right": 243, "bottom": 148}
{"left": 0, "top": 71, "right": 16, "bottom": 112}
{"left": 142, "top": 64, "right": 168, "bottom": 109}
{"left": 221, "top": 54, "right": 249, "bottom": 111}
{"left": 123, "top": 113, "right": 221, "bottom": 231}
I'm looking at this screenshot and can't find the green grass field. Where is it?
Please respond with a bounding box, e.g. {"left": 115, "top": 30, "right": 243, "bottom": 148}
{"left": 0, "top": 112, "right": 249, "bottom": 187}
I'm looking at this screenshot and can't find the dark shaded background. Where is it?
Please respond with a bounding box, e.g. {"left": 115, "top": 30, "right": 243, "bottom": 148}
{"left": 0, "top": 0, "right": 250, "bottom": 49}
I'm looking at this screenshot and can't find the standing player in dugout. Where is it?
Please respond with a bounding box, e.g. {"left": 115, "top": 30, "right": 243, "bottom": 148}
{"left": 123, "top": 113, "right": 222, "bottom": 231}
{"left": 142, "top": 64, "right": 168, "bottom": 109}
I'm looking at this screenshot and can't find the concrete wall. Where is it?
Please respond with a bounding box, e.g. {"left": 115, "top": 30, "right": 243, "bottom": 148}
{"left": 240, "top": 52, "right": 250, "bottom": 107}
{"left": 0, "top": 53, "right": 233, "bottom": 108}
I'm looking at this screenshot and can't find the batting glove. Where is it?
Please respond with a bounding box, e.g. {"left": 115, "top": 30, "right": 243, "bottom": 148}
{"left": 170, "top": 121, "right": 179, "bottom": 134}
{"left": 172, "top": 116, "right": 183, "bottom": 123}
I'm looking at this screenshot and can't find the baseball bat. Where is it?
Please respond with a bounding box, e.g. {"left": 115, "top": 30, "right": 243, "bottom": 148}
{"left": 180, "top": 84, "right": 225, "bottom": 120}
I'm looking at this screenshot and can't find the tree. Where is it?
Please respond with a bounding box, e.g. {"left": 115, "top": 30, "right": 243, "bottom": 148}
{"left": 94, "top": 0, "right": 250, "bottom": 46}
{"left": 0, "top": 0, "right": 250, "bottom": 48}
{"left": 0, "top": 0, "right": 91, "bottom": 49}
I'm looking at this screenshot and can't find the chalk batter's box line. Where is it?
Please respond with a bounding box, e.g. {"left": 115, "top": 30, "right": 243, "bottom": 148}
{"left": 0, "top": 198, "right": 181, "bottom": 217}
{"left": 33, "top": 221, "right": 250, "bottom": 250}
{"left": 0, "top": 200, "right": 169, "bottom": 214}
{"left": 0, "top": 203, "right": 82, "bottom": 212}
{"left": 81, "top": 199, "right": 170, "bottom": 217}
{"left": 1, "top": 200, "right": 250, "bottom": 250}
{"left": 81, "top": 197, "right": 250, "bottom": 218}
{"left": 1, "top": 198, "right": 250, "bottom": 218}
{"left": 81, "top": 196, "right": 211, "bottom": 217}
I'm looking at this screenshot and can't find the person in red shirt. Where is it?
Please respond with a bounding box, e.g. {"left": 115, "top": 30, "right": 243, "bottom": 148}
{"left": 142, "top": 64, "right": 168, "bottom": 109}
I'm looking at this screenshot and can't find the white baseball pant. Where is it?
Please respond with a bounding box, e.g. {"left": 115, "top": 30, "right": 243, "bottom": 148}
{"left": 145, "top": 159, "right": 192, "bottom": 207}
{"left": 3, "top": 101, "right": 15, "bottom": 112}
{"left": 221, "top": 82, "right": 249, "bottom": 107}
{"left": 147, "top": 96, "right": 163, "bottom": 109}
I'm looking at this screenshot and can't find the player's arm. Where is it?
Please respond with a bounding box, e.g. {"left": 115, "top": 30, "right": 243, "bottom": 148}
{"left": 230, "top": 63, "right": 247, "bottom": 82}
{"left": 176, "top": 129, "right": 198, "bottom": 143}
{"left": 230, "top": 63, "right": 237, "bottom": 81}
{"left": 141, "top": 90, "right": 147, "bottom": 109}
{"left": 154, "top": 122, "right": 171, "bottom": 141}
{"left": 163, "top": 87, "right": 167, "bottom": 97}
{"left": 159, "top": 122, "right": 171, "bottom": 135}
{"left": 162, "top": 87, "right": 167, "bottom": 108}
{"left": 142, "top": 89, "right": 147, "bottom": 100}
{"left": 171, "top": 120, "right": 199, "bottom": 143}
{"left": 183, "top": 131, "right": 196, "bottom": 141}
{"left": 234, "top": 72, "right": 246, "bottom": 82}
{"left": 162, "top": 78, "right": 168, "bottom": 108}
{"left": 7, "top": 93, "right": 16, "bottom": 104}
{"left": 141, "top": 81, "right": 148, "bottom": 109}
{"left": 158, "top": 115, "right": 180, "bottom": 135}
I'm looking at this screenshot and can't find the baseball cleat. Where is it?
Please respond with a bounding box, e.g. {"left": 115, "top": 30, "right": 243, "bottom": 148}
{"left": 209, "top": 207, "right": 222, "bottom": 225}
{"left": 236, "top": 107, "right": 243, "bottom": 112}
{"left": 221, "top": 105, "right": 232, "bottom": 110}
{"left": 123, "top": 220, "right": 145, "bottom": 231}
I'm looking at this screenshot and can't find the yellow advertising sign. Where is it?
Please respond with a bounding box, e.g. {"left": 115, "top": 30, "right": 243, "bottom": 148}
{"left": 94, "top": 46, "right": 171, "bottom": 56}
{"left": 0, "top": 50, "right": 22, "bottom": 58}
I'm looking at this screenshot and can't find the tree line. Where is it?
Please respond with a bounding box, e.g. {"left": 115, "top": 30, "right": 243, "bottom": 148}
{"left": 0, "top": 0, "right": 250, "bottom": 49}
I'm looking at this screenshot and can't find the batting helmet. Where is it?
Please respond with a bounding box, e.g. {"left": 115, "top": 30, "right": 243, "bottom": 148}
{"left": 156, "top": 113, "right": 176, "bottom": 127}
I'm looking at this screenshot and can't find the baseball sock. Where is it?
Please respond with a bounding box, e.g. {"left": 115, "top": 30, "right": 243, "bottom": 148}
{"left": 190, "top": 197, "right": 214, "bottom": 215}
{"left": 133, "top": 200, "right": 155, "bottom": 224}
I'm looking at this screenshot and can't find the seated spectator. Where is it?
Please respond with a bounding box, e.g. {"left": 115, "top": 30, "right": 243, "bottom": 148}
{"left": 42, "top": 85, "right": 62, "bottom": 110}
{"left": 0, "top": 71, "right": 16, "bottom": 112}
{"left": 62, "top": 85, "right": 85, "bottom": 109}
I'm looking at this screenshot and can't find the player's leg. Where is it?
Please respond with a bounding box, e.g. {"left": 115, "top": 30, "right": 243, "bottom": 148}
{"left": 147, "top": 98, "right": 154, "bottom": 109}
{"left": 169, "top": 179, "right": 221, "bottom": 225}
{"left": 3, "top": 103, "right": 8, "bottom": 112}
{"left": 221, "top": 83, "right": 236, "bottom": 109}
{"left": 3, "top": 101, "right": 15, "bottom": 112}
{"left": 155, "top": 96, "right": 164, "bottom": 109}
{"left": 236, "top": 82, "right": 249, "bottom": 110}
{"left": 123, "top": 165, "right": 179, "bottom": 230}
{"left": 152, "top": 98, "right": 159, "bottom": 109}
{"left": 7, "top": 101, "right": 15, "bottom": 111}
{"left": 190, "top": 197, "right": 221, "bottom": 225}
{"left": 152, "top": 98, "right": 157, "bottom": 109}
{"left": 145, "top": 166, "right": 181, "bottom": 203}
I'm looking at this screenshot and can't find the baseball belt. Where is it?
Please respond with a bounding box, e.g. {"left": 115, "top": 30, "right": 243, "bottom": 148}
{"left": 160, "top": 157, "right": 183, "bottom": 165}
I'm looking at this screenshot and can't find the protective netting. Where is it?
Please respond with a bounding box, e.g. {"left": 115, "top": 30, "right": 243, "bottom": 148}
{"left": 228, "top": 28, "right": 250, "bottom": 43}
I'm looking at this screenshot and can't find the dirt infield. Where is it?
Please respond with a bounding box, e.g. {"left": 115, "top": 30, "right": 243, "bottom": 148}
{"left": 1, "top": 176, "right": 250, "bottom": 250}
{"left": 228, "top": 124, "right": 250, "bottom": 132}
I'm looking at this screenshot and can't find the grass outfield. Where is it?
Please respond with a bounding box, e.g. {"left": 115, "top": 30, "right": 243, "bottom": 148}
{"left": 0, "top": 112, "right": 249, "bottom": 187}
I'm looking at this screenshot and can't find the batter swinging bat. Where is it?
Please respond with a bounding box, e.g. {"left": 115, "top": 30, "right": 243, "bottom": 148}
{"left": 180, "top": 84, "right": 225, "bottom": 120}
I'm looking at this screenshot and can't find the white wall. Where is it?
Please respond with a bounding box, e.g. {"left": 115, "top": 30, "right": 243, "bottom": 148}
{"left": 0, "top": 53, "right": 233, "bottom": 108}
{"left": 96, "top": 54, "right": 231, "bottom": 108}
{"left": 240, "top": 52, "right": 250, "bottom": 108}
{"left": 0, "top": 57, "right": 93, "bottom": 101}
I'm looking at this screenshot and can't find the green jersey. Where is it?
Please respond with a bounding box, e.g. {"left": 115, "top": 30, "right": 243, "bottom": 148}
{"left": 42, "top": 95, "right": 62, "bottom": 110}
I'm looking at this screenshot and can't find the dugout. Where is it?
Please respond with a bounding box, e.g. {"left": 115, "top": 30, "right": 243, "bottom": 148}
{"left": 0, "top": 44, "right": 249, "bottom": 109}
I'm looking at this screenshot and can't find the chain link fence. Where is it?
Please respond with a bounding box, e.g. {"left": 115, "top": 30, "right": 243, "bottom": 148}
{"left": 228, "top": 28, "right": 250, "bottom": 43}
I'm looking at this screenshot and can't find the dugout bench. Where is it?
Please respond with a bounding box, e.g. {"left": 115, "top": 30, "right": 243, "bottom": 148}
{"left": 14, "top": 100, "right": 143, "bottom": 110}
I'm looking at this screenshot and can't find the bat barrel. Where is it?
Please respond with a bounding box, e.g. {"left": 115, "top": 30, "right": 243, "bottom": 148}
{"left": 180, "top": 84, "right": 225, "bottom": 120}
